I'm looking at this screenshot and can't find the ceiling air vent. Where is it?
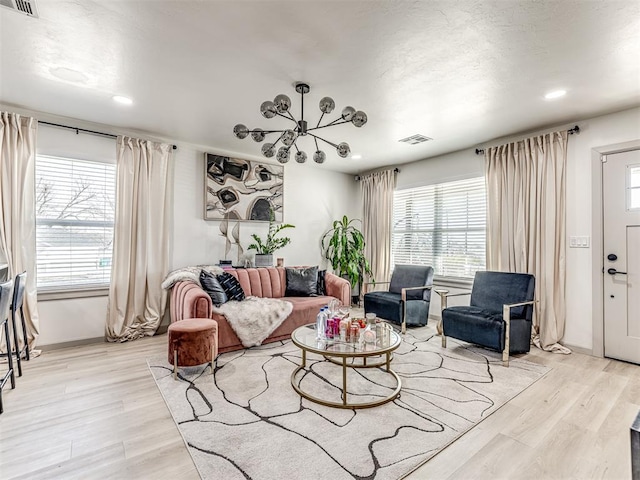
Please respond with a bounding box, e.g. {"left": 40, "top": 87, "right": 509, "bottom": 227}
{"left": 398, "top": 134, "right": 433, "bottom": 145}
{"left": 0, "top": 0, "right": 38, "bottom": 17}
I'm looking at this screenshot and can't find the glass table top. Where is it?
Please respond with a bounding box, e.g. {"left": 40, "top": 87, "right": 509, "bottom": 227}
{"left": 291, "top": 323, "right": 401, "bottom": 357}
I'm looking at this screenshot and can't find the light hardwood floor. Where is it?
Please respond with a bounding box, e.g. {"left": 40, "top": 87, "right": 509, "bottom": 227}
{"left": 0, "top": 334, "right": 637, "bottom": 480}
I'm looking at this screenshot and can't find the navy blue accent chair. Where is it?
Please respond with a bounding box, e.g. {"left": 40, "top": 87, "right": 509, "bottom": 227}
{"left": 363, "top": 264, "right": 434, "bottom": 334}
{"left": 440, "top": 271, "right": 535, "bottom": 366}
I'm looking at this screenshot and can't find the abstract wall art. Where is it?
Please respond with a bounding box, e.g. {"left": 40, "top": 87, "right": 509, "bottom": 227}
{"left": 204, "top": 153, "right": 284, "bottom": 221}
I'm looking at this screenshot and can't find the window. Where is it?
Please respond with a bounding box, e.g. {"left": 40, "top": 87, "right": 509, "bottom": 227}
{"left": 35, "top": 155, "right": 116, "bottom": 290}
{"left": 392, "top": 177, "right": 486, "bottom": 280}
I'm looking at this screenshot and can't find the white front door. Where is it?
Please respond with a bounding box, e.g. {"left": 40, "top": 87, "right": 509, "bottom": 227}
{"left": 603, "top": 149, "right": 640, "bottom": 365}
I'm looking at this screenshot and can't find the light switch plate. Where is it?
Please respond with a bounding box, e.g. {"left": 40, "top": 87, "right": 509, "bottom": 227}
{"left": 569, "top": 235, "right": 590, "bottom": 248}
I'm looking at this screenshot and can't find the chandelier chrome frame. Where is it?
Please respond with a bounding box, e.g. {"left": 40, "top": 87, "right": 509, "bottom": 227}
{"left": 233, "top": 82, "right": 367, "bottom": 164}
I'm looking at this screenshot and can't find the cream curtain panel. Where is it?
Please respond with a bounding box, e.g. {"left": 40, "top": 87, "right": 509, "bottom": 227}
{"left": 0, "top": 112, "right": 40, "bottom": 351}
{"left": 485, "top": 130, "right": 570, "bottom": 353}
{"left": 360, "top": 169, "right": 396, "bottom": 287}
{"left": 106, "top": 136, "right": 173, "bottom": 342}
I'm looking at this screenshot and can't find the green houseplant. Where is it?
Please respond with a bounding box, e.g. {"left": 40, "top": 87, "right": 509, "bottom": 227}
{"left": 321, "top": 215, "right": 374, "bottom": 298}
{"left": 248, "top": 213, "right": 295, "bottom": 267}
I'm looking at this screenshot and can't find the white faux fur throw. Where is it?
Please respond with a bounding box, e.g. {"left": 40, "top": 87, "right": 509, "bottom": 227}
{"left": 215, "top": 297, "right": 293, "bottom": 348}
{"left": 162, "top": 265, "right": 223, "bottom": 290}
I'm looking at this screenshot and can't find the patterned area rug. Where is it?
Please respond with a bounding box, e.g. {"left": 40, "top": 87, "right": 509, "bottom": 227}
{"left": 149, "top": 325, "right": 549, "bottom": 480}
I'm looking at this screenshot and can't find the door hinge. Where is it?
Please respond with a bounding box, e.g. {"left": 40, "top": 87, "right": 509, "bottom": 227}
{"left": 601, "top": 155, "right": 608, "bottom": 163}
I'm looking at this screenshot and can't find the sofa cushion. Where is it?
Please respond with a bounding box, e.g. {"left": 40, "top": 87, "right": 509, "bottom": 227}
{"left": 200, "top": 270, "right": 228, "bottom": 306}
{"left": 285, "top": 266, "right": 318, "bottom": 297}
{"left": 217, "top": 272, "right": 246, "bottom": 302}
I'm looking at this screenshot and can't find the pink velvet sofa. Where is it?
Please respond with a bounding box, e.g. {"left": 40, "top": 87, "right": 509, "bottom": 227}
{"left": 170, "top": 267, "right": 351, "bottom": 353}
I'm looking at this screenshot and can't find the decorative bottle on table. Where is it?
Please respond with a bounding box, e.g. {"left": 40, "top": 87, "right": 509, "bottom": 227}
{"left": 316, "top": 307, "right": 327, "bottom": 340}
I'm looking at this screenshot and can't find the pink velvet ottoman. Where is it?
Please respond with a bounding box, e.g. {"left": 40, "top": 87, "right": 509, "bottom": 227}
{"left": 168, "top": 318, "right": 218, "bottom": 380}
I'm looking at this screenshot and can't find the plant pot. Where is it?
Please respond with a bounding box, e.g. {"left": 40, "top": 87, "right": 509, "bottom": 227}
{"left": 254, "top": 253, "right": 273, "bottom": 268}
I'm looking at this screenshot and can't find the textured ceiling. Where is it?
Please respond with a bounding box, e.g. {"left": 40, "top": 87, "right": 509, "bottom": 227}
{"left": 1, "top": 0, "right": 639, "bottom": 173}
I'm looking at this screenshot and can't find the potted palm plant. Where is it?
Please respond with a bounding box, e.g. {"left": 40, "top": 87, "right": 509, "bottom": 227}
{"left": 248, "top": 213, "right": 295, "bottom": 267}
{"left": 321, "top": 215, "right": 374, "bottom": 302}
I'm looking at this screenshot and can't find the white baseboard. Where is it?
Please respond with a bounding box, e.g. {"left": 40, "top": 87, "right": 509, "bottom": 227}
{"left": 562, "top": 343, "right": 595, "bottom": 357}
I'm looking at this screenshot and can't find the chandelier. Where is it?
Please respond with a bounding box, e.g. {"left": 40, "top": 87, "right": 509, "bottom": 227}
{"left": 233, "top": 82, "right": 367, "bottom": 164}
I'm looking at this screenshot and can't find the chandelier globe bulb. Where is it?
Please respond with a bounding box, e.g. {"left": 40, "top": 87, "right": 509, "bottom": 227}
{"left": 260, "top": 101, "right": 277, "bottom": 119}
{"left": 233, "top": 124, "right": 249, "bottom": 139}
{"left": 276, "top": 146, "right": 290, "bottom": 164}
{"left": 274, "top": 94, "right": 292, "bottom": 113}
{"left": 282, "top": 129, "right": 297, "bottom": 146}
{"left": 337, "top": 142, "right": 350, "bottom": 158}
{"left": 251, "top": 128, "right": 266, "bottom": 142}
{"left": 341, "top": 106, "right": 356, "bottom": 121}
{"left": 352, "top": 111, "right": 368, "bottom": 127}
{"left": 261, "top": 143, "right": 276, "bottom": 158}
{"left": 319, "top": 97, "right": 335, "bottom": 114}
{"left": 313, "top": 150, "right": 326, "bottom": 164}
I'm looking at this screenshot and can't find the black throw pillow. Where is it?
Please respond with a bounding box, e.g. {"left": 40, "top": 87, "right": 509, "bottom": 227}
{"left": 316, "top": 269, "right": 327, "bottom": 296}
{"left": 285, "top": 266, "right": 319, "bottom": 297}
{"left": 216, "top": 272, "right": 246, "bottom": 302}
{"left": 200, "top": 270, "right": 228, "bottom": 306}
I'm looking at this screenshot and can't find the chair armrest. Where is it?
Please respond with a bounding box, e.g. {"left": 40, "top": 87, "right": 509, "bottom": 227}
{"left": 363, "top": 281, "right": 390, "bottom": 295}
{"left": 400, "top": 285, "right": 432, "bottom": 301}
{"left": 435, "top": 289, "right": 471, "bottom": 311}
{"left": 435, "top": 290, "right": 472, "bottom": 299}
{"left": 502, "top": 300, "right": 537, "bottom": 323}
{"left": 504, "top": 300, "right": 536, "bottom": 309}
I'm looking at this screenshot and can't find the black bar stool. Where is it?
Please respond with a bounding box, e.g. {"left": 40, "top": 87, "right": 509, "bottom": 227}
{"left": 0, "top": 279, "right": 15, "bottom": 414}
{"left": 10, "top": 272, "right": 28, "bottom": 376}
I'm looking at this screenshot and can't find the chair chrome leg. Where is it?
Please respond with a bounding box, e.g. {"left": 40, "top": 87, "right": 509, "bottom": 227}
{"left": 502, "top": 305, "right": 510, "bottom": 367}
{"left": 442, "top": 334, "right": 447, "bottom": 348}
{"left": 437, "top": 291, "right": 448, "bottom": 336}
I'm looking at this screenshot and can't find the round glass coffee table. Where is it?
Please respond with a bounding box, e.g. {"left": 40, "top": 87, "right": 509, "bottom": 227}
{"left": 290, "top": 323, "right": 402, "bottom": 409}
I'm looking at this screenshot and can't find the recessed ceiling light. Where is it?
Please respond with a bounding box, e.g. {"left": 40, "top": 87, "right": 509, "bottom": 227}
{"left": 544, "top": 90, "right": 566, "bottom": 100}
{"left": 112, "top": 95, "right": 133, "bottom": 105}
{"left": 351, "top": 154, "right": 362, "bottom": 160}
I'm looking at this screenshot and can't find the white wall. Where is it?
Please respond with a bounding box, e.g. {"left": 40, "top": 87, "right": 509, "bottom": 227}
{"left": 394, "top": 106, "right": 640, "bottom": 351}
{"left": 563, "top": 107, "right": 640, "bottom": 350}
{"left": 2, "top": 108, "right": 360, "bottom": 347}
{"left": 38, "top": 296, "right": 108, "bottom": 345}
{"left": 171, "top": 144, "right": 360, "bottom": 270}
{"left": 396, "top": 149, "right": 485, "bottom": 190}
{"left": 9, "top": 104, "right": 640, "bottom": 350}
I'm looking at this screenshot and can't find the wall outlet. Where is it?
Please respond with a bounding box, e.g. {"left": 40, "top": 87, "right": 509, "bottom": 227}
{"left": 569, "top": 236, "right": 590, "bottom": 248}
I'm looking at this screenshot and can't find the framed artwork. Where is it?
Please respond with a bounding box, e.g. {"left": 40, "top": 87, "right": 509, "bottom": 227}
{"left": 204, "top": 153, "right": 284, "bottom": 221}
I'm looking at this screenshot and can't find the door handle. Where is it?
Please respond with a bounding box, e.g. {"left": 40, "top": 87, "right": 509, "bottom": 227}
{"left": 607, "top": 268, "right": 627, "bottom": 275}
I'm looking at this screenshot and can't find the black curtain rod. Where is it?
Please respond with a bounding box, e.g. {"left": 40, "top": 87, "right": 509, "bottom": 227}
{"left": 38, "top": 121, "right": 177, "bottom": 150}
{"left": 355, "top": 167, "right": 399, "bottom": 181}
{"left": 475, "top": 125, "right": 580, "bottom": 155}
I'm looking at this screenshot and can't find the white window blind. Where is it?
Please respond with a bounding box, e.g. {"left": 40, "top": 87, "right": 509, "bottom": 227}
{"left": 392, "top": 177, "right": 486, "bottom": 279}
{"left": 35, "top": 155, "right": 116, "bottom": 290}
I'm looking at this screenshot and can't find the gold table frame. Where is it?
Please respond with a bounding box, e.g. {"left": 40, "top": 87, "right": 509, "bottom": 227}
{"left": 290, "top": 323, "right": 402, "bottom": 409}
